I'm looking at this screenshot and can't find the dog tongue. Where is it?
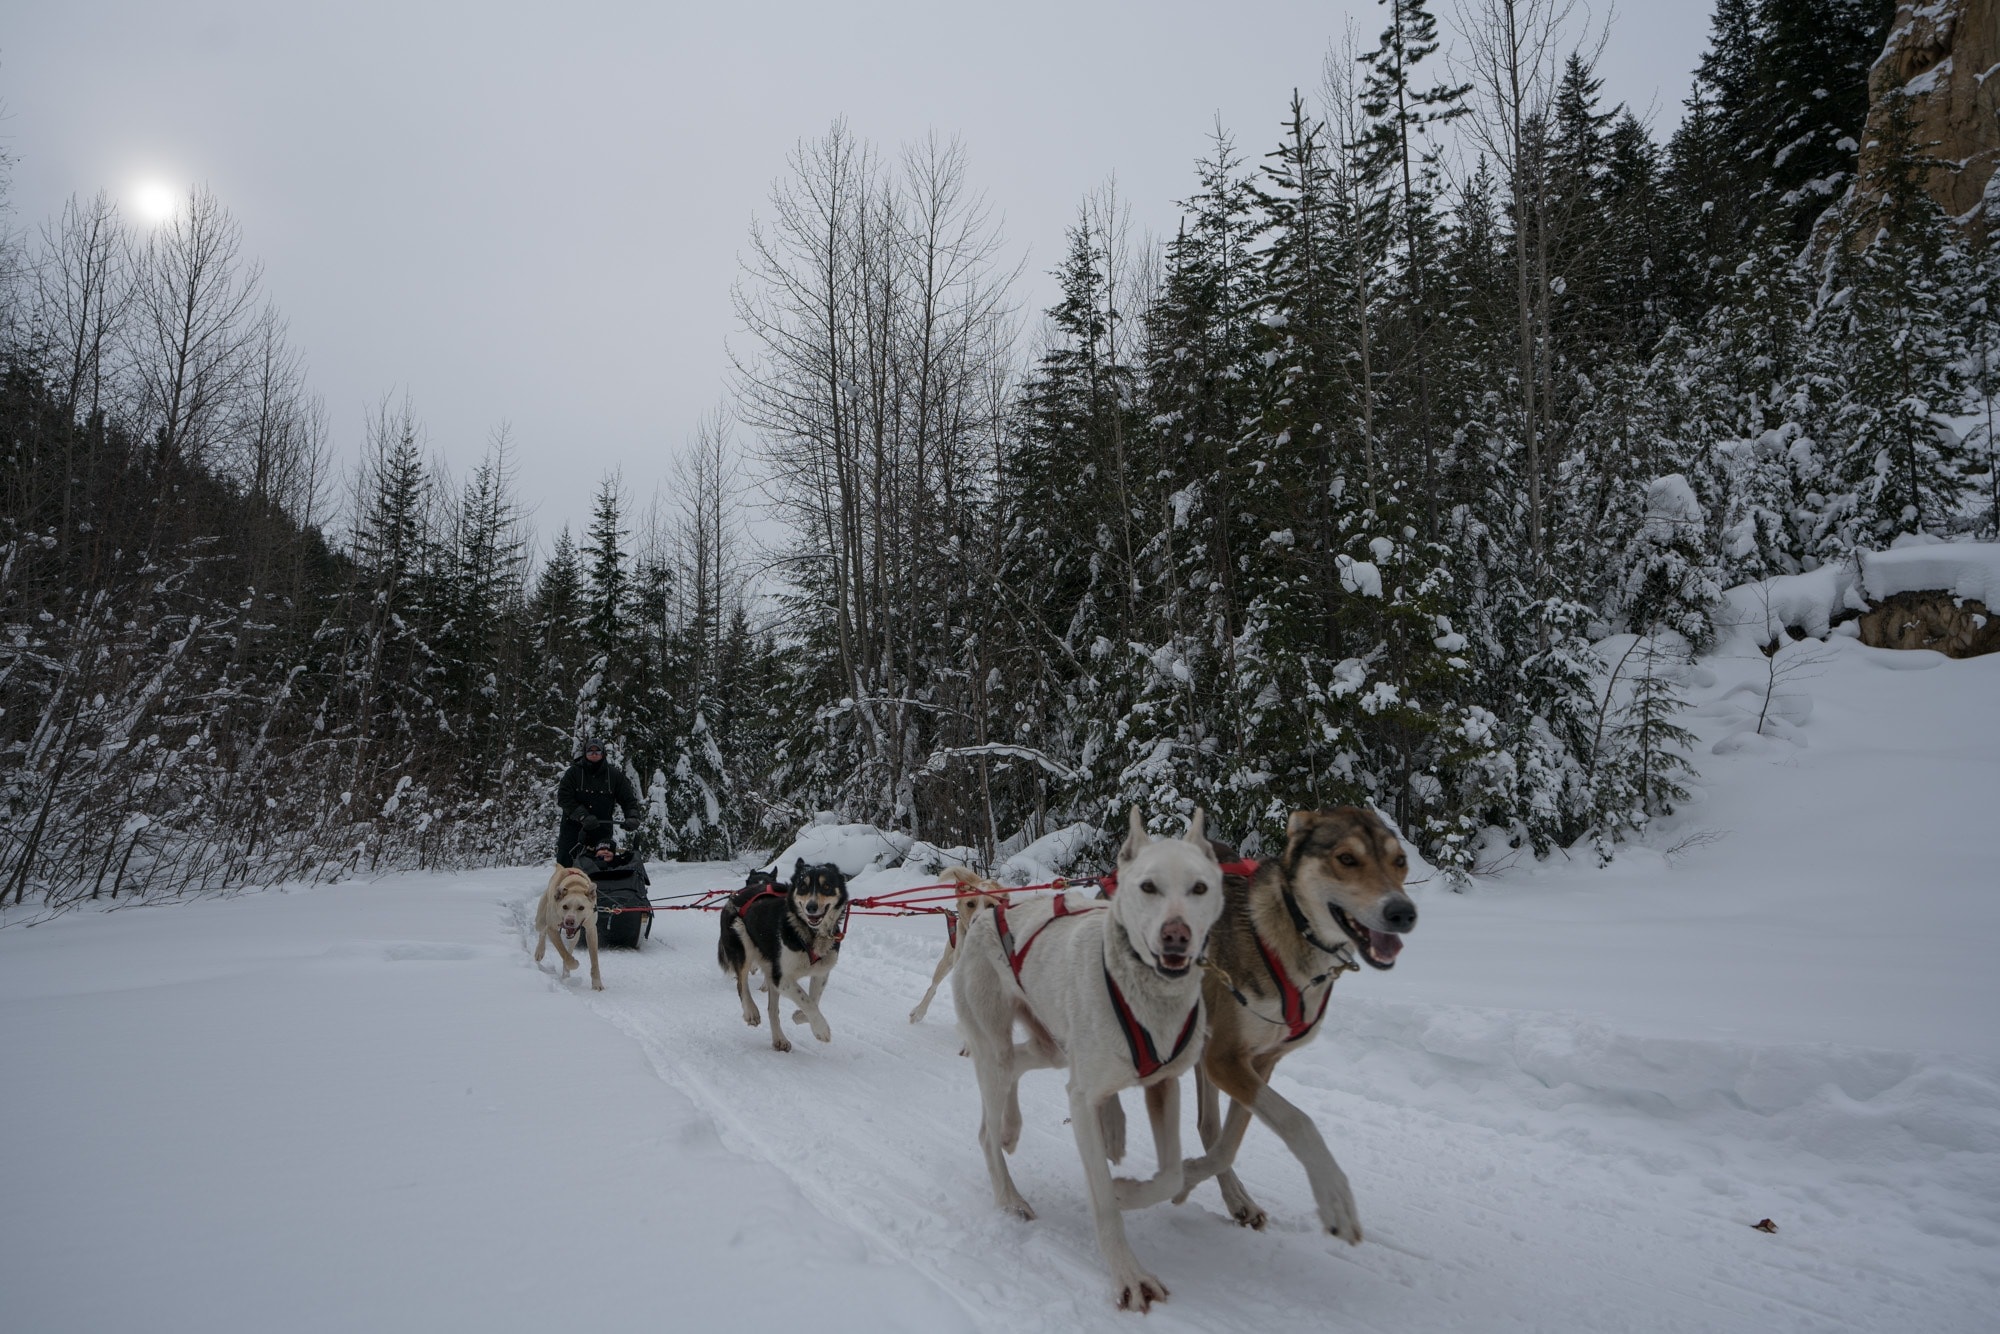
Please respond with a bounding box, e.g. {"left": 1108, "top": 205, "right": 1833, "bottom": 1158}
{"left": 1368, "top": 929, "right": 1403, "bottom": 962}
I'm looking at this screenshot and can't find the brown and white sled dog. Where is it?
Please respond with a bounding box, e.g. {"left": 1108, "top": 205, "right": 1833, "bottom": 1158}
{"left": 1172, "top": 807, "right": 1414, "bottom": 1242}
{"left": 908, "top": 865, "right": 1002, "bottom": 1025}
{"left": 952, "top": 808, "right": 1225, "bottom": 1312}
{"left": 535, "top": 864, "right": 603, "bottom": 991}
{"left": 716, "top": 860, "right": 850, "bottom": 1053}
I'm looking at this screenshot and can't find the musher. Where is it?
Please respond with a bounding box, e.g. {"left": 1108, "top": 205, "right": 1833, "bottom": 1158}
{"left": 555, "top": 737, "right": 642, "bottom": 867}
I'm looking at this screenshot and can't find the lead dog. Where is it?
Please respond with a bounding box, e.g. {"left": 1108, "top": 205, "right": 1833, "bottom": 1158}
{"left": 1172, "top": 807, "right": 1414, "bottom": 1241}
{"left": 952, "top": 808, "right": 1225, "bottom": 1312}
{"left": 717, "top": 860, "right": 850, "bottom": 1053}
{"left": 908, "top": 865, "right": 1002, "bottom": 1025}
{"left": 534, "top": 864, "right": 603, "bottom": 990}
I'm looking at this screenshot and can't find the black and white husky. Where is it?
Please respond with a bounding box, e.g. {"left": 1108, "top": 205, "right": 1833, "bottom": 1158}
{"left": 952, "top": 808, "right": 1226, "bottom": 1311}
{"left": 717, "top": 860, "right": 850, "bottom": 1053}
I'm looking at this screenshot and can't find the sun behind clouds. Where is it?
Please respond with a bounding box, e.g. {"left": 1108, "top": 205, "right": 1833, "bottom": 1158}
{"left": 131, "top": 179, "right": 181, "bottom": 225}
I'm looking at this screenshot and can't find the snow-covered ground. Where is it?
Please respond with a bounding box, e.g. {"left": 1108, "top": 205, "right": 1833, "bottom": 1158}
{"left": 5, "top": 625, "right": 1998, "bottom": 1331}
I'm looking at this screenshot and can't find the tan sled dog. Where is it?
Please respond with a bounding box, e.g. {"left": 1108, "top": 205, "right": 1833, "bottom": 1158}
{"left": 535, "top": 865, "right": 603, "bottom": 991}
{"left": 1172, "top": 807, "right": 1414, "bottom": 1241}
{"left": 908, "top": 865, "right": 1002, "bottom": 1024}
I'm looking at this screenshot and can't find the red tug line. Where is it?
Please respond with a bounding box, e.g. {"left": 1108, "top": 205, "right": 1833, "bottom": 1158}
{"left": 599, "top": 859, "right": 1262, "bottom": 928}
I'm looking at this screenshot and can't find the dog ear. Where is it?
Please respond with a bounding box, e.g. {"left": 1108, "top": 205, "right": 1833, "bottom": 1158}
{"left": 1119, "top": 805, "right": 1149, "bottom": 863}
{"left": 1182, "top": 807, "right": 1208, "bottom": 847}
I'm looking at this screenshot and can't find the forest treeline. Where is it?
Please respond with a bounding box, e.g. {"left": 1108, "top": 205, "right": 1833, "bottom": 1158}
{"left": 5, "top": 0, "right": 1995, "bottom": 907}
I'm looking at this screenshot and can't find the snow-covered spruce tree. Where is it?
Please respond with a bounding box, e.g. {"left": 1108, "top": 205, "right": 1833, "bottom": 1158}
{"left": 524, "top": 525, "right": 588, "bottom": 762}
{"left": 1691, "top": 0, "right": 1890, "bottom": 256}
{"left": 1664, "top": 235, "right": 1827, "bottom": 580}
{"left": 995, "top": 202, "right": 1143, "bottom": 827}
{"left": 426, "top": 437, "right": 541, "bottom": 865}
{"left": 1616, "top": 474, "right": 1726, "bottom": 653}
{"left": 571, "top": 474, "right": 653, "bottom": 833}
{"left": 1357, "top": 0, "right": 1468, "bottom": 529}
{"left": 1815, "top": 89, "right": 1974, "bottom": 553}
{"left": 1225, "top": 90, "right": 1377, "bottom": 837}
{"left": 1969, "top": 233, "right": 2000, "bottom": 539}
{"left": 1334, "top": 528, "right": 1492, "bottom": 880}
{"left": 1602, "top": 628, "right": 1699, "bottom": 841}
{"left": 1114, "top": 130, "right": 1261, "bottom": 833}
{"left": 328, "top": 399, "right": 454, "bottom": 870}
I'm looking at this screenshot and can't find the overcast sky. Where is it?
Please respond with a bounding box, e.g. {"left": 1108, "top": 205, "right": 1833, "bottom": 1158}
{"left": 4, "top": 0, "right": 1713, "bottom": 544}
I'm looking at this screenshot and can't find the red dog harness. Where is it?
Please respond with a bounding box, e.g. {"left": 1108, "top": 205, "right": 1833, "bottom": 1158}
{"left": 991, "top": 893, "right": 1091, "bottom": 983}
{"left": 990, "top": 894, "right": 1201, "bottom": 1080}
{"left": 1255, "top": 934, "right": 1334, "bottom": 1044}
{"left": 1102, "top": 965, "right": 1202, "bottom": 1078}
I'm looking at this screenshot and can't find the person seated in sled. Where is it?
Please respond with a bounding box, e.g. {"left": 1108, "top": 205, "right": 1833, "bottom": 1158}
{"left": 555, "top": 738, "right": 642, "bottom": 867}
{"left": 576, "top": 840, "right": 651, "bottom": 893}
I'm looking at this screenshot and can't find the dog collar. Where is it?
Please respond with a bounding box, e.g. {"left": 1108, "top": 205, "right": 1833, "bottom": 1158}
{"left": 1280, "top": 880, "right": 1360, "bottom": 962}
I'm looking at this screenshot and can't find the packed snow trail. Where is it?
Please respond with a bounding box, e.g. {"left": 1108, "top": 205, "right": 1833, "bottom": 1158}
{"left": 574, "top": 871, "right": 1996, "bottom": 1334}
{"left": 6, "top": 625, "right": 1998, "bottom": 1332}
{"left": 0, "top": 881, "right": 971, "bottom": 1334}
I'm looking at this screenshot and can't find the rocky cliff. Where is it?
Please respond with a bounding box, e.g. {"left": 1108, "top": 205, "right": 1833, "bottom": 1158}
{"left": 1858, "top": 0, "right": 2000, "bottom": 236}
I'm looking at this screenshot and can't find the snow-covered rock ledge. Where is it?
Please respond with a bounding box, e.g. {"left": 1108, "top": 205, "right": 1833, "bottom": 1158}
{"left": 1723, "top": 539, "right": 2000, "bottom": 657}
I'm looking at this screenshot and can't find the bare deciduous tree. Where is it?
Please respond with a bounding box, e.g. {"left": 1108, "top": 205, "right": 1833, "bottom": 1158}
{"left": 125, "top": 185, "right": 263, "bottom": 472}
{"left": 733, "top": 120, "right": 1016, "bottom": 830}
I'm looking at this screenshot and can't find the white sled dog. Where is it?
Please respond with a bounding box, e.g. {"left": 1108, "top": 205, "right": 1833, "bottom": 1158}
{"left": 535, "top": 864, "right": 603, "bottom": 991}
{"left": 952, "top": 808, "right": 1225, "bottom": 1312}
{"left": 907, "top": 865, "right": 1003, "bottom": 1025}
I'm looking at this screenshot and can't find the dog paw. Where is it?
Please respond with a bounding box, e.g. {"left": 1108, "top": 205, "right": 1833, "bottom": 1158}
{"left": 772, "top": 1035, "right": 793, "bottom": 1053}
{"left": 1001, "top": 1195, "right": 1036, "bottom": 1222}
{"left": 1114, "top": 1271, "right": 1168, "bottom": 1312}
{"left": 810, "top": 1023, "right": 832, "bottom": 1043}
{"left": 743, "top": 1011, "right": 761, "bottom": 1027}
{"left": 1221, "top": 1175, "right": 1267, "bottom": 1229}
{"left": 591, "top": 980, "right": 604, "bottom": 991}
{"left": 1315, "top": 1171, "right": 1362, "bottom": 1244}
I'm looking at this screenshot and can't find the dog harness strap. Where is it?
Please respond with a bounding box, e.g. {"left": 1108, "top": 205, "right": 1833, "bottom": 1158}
{"left": 1254, "top": 934, "right": 1332, "bottom": 1043}
{"left": 1100, "top": 963, "right": 1201, "bottom": 1079}
{"left": 994, "top": 894, "right": 1086, "bottom": 983}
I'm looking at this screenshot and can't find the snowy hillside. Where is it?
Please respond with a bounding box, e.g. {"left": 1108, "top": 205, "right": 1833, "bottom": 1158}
{"left": 4, "top": 624, "right": 1997, "bottom": 1332}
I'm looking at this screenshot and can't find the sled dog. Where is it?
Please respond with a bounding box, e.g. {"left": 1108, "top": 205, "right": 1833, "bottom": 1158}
{"left": 908, "top": 865, "right": 1003, "bottom": 1025}
{"left": 1172, "top": 806, "right": 1415, "bottom": 1242}
{"left": 534, "top": 864, "right": 603, "bottom": 991}
{"left": 717, "top": 860, "right": 850, "bottom": 1053}
{"left": 952, "top": 808, "right": 1224, "bottom": 1312}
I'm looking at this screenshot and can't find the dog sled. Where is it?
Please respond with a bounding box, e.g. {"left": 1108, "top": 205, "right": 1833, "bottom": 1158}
{"left": 578, "top": 844, "right": 653, "bottom": 949}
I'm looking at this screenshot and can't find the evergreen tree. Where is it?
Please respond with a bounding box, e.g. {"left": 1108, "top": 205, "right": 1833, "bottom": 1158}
{"left": 1358, "top": 0, "right": 1467, "bottom": 528}
{"left": 1817, "top": 90, "right": 1974, "bottom": 550}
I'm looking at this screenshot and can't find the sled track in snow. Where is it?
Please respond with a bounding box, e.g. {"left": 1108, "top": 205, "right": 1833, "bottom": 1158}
{"left": 541, "top": 865, "right": 1996, "bottom": 1333}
